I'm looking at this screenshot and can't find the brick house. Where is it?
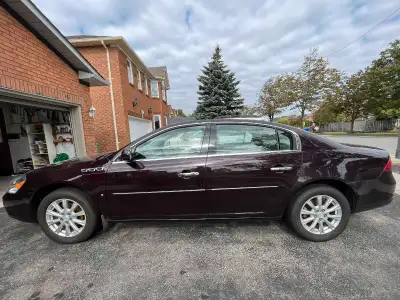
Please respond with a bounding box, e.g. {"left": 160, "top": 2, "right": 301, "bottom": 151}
{"left": 0, "top": 0, "right": 108, "bottom": 177}
{"left": 68, "top": 36, "right": 171, "bottom": 152}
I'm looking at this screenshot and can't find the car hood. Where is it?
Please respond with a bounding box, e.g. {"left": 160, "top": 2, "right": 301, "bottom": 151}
{"left": 26, "top": 152, "right": 115, "bottom": 178}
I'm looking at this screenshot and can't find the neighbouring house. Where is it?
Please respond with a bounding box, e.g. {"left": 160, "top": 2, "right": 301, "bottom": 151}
{"left": 68, "top": 35, "right": 172, "bottom": 152}
{"left": 0, "top": 0, "right": 109, "bottom": 179}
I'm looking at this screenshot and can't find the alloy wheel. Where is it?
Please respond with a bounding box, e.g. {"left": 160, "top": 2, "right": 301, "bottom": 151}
{"left": 45, "top": 199, "right": 86, "bottom": 237}
{"left": 300, "top": 195, "right": 342, "bottom": 235}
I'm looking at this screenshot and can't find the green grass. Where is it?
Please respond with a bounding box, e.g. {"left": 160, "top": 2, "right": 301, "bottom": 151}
{"left": 318, "top": 131, "right": 398, "bottom": 137}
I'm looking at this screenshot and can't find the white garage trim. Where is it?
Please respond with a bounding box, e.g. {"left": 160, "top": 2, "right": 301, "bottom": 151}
{"left": 0, "top": 88, "right": 73, "bottom": 110}
{"left": 128, "top": 116, "right": 152, "bottom": 142}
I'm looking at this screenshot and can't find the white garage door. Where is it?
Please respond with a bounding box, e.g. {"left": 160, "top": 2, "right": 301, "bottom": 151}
{"left": 128, "top": 116, "right": 152, "bottom": 142}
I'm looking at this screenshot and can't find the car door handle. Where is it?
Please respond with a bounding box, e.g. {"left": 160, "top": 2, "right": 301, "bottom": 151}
{"left": 178, "top": 171, "right": 199, "bottom": 179}
{"left": 270, "top": 166, "right": 292, "bottom": 171}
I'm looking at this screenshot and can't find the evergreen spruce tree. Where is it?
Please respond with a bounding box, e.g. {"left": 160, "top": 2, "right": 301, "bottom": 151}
{"left": 195, "top": 46, "right": 243, "bottom": 119}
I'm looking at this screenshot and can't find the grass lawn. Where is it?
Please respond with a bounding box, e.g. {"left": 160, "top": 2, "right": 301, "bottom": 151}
{"left": 318, "top": 131, "right": 398, "bottom": 137}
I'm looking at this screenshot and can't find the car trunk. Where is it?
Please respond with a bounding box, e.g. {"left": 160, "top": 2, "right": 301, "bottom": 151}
{"left": 340, "top": 143, "right": 390, "bottom": 181}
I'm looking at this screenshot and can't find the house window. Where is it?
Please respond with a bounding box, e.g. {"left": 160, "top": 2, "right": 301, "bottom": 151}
{"left": 151, "top": 81, "right": 159, "bottom": 98}
{"left": 145, "top": 77, "right": 148, "bottom": 95}
{"left": 127, "top": 60, "right": 134, "bottom": 84}
{"left": 153, "top": 114, "right": 161, "bottom": 129}
{"left": 164, "top": 115, "right": 168, "bottom": 126}
{"left": 137, "top": 70, "right": 142, "bottom": 90}
{"left": 162, "top": 82, "right": 166, "bottom": 102}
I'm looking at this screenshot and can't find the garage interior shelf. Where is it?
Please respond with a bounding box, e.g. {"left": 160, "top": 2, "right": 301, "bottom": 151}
{"left": 27, "top": 123, "right": 56, "bottom": 169}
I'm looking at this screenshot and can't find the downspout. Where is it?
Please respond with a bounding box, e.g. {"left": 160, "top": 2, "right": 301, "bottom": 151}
{"left": 101, "top": 40, "right": 119, "bottom": 150}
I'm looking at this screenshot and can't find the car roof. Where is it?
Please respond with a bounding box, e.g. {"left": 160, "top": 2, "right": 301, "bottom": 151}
{"left": 163, "top": 118, "right": 301, "bottom": 132}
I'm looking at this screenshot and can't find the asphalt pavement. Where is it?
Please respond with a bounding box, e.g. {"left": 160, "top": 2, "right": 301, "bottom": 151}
{"left": 0, "top": 194, "right": 400, "bottom": 300}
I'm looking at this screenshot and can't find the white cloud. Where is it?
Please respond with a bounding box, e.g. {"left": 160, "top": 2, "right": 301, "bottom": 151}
{"left": 33, "top": 0, "right": 400, "bottom": 114}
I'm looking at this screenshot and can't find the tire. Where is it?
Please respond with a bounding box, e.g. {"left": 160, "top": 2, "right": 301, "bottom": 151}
{"left": 286, "top": 185, "right": 350, "bottom": 242}
{"left": 37, "top": 188, "right": 100, "bottom": 244}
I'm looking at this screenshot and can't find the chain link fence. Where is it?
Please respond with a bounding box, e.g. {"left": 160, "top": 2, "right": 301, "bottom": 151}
{"left": 319, "top": 119, "right": 400, "bottom": 132}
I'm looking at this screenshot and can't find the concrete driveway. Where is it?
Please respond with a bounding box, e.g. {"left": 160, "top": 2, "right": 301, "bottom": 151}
{"left": 0, "top": 194, "right": 399, "bottom": 300}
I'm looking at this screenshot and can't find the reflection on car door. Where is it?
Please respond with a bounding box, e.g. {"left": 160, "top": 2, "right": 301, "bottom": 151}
{"left": 105, "top": 124, "right": 210, "bottom": 219}
{"left": 204, "top": 123, "right": 302, "bottom": 218}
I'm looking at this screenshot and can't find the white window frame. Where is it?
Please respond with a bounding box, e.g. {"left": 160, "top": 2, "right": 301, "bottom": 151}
{"left": 151, "top": 80, "right": 159, "bottom": 98}
{"left": 137, "top": 70, "right": 142, "bottom": 90}
{"left": 127, "top": 60, "right": 134, "bottom": 84}
{"left": 162, "top": 82, "right": 166, "bottom": 102}
{"left": 153, "top": 114, "right": 161, "bottom": 129}
{"left": 145, "top": 76, "right": 149, "bottom": 95}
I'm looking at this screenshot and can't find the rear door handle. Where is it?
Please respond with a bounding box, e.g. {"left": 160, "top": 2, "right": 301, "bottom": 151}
{"left": 178, "top": 171, "right": 199, "bottom": 179}
{"left": 270, "top": 166, "right": 292, "bottom": 171}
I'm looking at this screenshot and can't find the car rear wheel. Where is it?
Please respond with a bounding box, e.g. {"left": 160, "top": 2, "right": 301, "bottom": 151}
{"left": 286, "top": 185, "right": 350, "bottom": 242}
{"left": 37, "top": 188, "right": 99, "bottom": 244}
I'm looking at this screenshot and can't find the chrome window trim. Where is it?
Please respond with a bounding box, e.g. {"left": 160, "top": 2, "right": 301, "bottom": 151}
{"left": 111, "top": 149, "right": 299, "bottom": 164}
{"left": 112, "top": 121, "right": 302, "bottom": 162}
{"left": 207, "top": 150, "right": 300, "bottom": 158}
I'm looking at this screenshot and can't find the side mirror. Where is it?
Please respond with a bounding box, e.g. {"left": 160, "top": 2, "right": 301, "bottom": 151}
{"left": 119, "top": 148, "right": 133, "bottom": 161}
{"left": 129, "top": 149, "right": 135, "bottom": 161}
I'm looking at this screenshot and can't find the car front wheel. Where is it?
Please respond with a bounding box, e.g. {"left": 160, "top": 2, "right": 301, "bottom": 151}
{"left": 287, "top": 185, "right": 350, "bottom": 242}
{"left": 37, "top": 188, "right": 99, "bottom": 244}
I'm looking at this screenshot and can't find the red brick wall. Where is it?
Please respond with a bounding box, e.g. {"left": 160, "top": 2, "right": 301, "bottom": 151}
{"left": 77, "top": 46, "right": 118, "bottom": 152}
{"left": 76, "top": 45, "right": 168, "bottom": 151}
{"left": 0, "top": 7, "right": 96, "bottom": 154}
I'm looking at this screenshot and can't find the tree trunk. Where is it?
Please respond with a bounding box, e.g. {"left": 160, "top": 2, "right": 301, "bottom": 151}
{"left": 350, "top": 119, "right": 355, "bottom": 133}
{"left": 269, "top": 113, "right": 274, "bottom": 122}
{"left": 301, "top": 109, "right": 305, "bottom": 127}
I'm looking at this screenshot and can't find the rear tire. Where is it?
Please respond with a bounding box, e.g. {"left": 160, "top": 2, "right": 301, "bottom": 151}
{"left": 286, "top": 185, "right": 350, "bottom": 242}
{"left": 37, "top": 188, "right": 99, "bottom": 244}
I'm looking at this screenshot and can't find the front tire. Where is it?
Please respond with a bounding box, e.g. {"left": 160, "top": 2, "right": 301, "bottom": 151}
{"left": 37, "top": 188, "right": 99, "bottom": 244}
{"left": 286, "top": 185, "right": 350, "bottom": 242}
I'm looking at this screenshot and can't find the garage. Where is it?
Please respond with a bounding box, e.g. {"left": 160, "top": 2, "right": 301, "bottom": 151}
{"left": 0, "top": 93, "right": 87, "bottom": 194}
{"left": 128, "top": 116, "right": 152, "bottom": 142}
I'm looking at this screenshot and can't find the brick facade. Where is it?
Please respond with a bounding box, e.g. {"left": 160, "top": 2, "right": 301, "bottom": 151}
{"left": 0, "top": 6, "right": 97, "bottom": 154}
{"left": 75, "top": 43, "right": 170, "bottom": 152}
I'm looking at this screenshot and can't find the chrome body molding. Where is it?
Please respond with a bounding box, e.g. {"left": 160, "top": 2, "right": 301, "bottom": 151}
{"left": 112, "top": 186, "right": 277, "bottom": 195}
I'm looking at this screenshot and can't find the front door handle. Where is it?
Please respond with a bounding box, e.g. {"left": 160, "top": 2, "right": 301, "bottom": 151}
{"left": 178, "top": 171, "right": 199, "bottom": 179}
{"left": 270, "top": 166, "right": 293, "bottom": 172}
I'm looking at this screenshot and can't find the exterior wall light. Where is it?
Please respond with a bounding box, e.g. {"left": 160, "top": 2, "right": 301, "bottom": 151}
{"left": 89, "top": 105, "right": 96, "bottom": 119}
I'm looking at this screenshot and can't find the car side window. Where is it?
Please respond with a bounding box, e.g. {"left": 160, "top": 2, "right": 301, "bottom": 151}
{"left": 277, "top": 130, "right": 293, "bottom": 150}
{"left": 216, "top": 124, "right": 279, "bottom": 154}
{"left": 134, "top": 126, "right": 207, "bottom": 160}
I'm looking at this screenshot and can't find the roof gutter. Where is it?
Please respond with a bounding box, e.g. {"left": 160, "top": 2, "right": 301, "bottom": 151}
{"left": 101, "top": 40, "right": 120, "bottom": 150}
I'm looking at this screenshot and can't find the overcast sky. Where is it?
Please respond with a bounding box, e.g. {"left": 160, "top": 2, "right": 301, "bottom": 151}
{"left": 33, "top": 0, "right": 400, "bottom": 115}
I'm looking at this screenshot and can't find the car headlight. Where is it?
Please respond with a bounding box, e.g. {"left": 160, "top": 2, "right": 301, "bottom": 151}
{"left": 8, "top": 175, "right": 26, "bottom": 194}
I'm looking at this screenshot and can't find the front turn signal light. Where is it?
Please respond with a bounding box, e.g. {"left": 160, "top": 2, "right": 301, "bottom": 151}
{"left": 8, "top": 175, "right": 26, "bottom": 194}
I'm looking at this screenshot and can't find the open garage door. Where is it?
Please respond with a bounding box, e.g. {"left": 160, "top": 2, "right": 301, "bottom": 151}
{"left": 128, "top": 116, "right": 152, "bottom": 142}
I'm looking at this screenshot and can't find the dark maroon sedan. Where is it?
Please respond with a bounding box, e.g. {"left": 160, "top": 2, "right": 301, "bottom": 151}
{"left": 3, "top": 119, "right": 396, "bottom": 243}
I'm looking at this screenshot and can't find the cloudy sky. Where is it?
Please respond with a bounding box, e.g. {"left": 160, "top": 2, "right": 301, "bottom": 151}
{"left": 33, "top": 0, "right": 400, "bottom": 115}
